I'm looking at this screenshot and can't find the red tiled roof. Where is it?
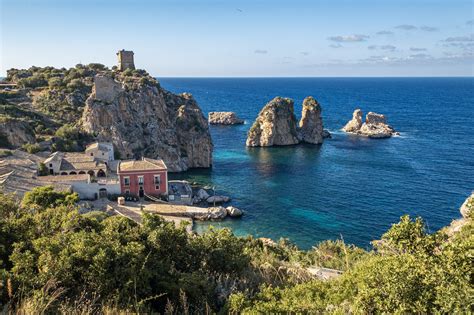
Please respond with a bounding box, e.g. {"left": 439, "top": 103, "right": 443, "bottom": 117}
{"left": 118, "top": 158, "right": 167, "bottom": 172}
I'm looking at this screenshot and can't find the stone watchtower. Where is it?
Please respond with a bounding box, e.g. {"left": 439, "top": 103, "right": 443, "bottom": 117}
{"left": 116, "top": 49, "right": 135, "bottom": 71}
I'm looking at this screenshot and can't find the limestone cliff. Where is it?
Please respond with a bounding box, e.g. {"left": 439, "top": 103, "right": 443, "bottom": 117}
{"left": 0, "top": 118, "right": 36, "bottom": 148}
{"left": 246, "top": 96, "right": 329, "bottom": 147}
{"left": 246, "top": 97, "right": 299, "bottom": 147}
{"left": 298, "top": 96, "right": 324, "bottom": 144}
{"left": 81, "top": 75, "right": 213, "bottom": 172}
{"left": 343, "top": 109, "right": 398, "bottom": 138}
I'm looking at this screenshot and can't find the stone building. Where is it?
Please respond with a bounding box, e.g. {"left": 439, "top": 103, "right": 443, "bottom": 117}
{"left": 44, "top": 151, "right": 107, "bottom": 177}
{"left": 85, "top": 142, "right": 115, "bottom": 162}
{"left": 116, "top": 49, "right": 135, "bottom": 71}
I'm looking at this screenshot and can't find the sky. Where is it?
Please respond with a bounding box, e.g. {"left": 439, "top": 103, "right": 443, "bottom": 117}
{"left": 1, "top": 0, "right": 473, "bottom": 77}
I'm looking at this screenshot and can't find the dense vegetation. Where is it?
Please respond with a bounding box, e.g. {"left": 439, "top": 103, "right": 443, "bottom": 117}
{"left": 0, "top": 64, "right": 159, "bottom": 152}
{"left": 0, "top": 187, "right": 472, "bottom": 313}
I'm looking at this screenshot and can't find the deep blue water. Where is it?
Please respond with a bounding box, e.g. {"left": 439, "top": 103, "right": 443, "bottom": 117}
{"left": 159, "top": 78, "right": 474, "bottom": 250}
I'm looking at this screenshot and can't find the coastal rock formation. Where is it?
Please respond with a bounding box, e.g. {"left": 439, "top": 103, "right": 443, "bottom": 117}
{"left": 460, "top": 193, "right": 473, "bottom": 219}
{"left": 342, "top": 109, "right": 363, "bottom": 133}
{"left": 81, "top": 75, "right": 213, "bottom": 172}
{"left": 246, "top": 97, "right": 299, "bottom": 147}
{"left": 194, "top": 206, "right": 228, "bottom": 220}
{"left": 206, "top": 195, "right": 231, "bottom": 204}
{"left": 298, "top": 96, "right": 325, "bottom": 144}
{"left": 444, "top": 193, "right": 473, "bottom": 237}
{"left": 342, "top": 109, "right": 398, "bottom": 138}
{"left": 208, "top": 112, "right": 244, "bottom": 125}
{"left": 226, "top": 206, "right": 243, "bottom": 217}
{"left": 0, "top": 118, "right": 36, "bottom": 148}
{"left": 246, "top": 96, "right": 329, "bottom": 147}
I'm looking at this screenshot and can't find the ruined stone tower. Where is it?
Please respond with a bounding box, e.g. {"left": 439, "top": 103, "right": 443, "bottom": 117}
{"left": 116, "top": 49, "right": 135, "bottom": 71}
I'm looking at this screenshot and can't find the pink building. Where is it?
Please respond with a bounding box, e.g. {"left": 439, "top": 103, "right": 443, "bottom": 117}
{"left": 117, "top": 158, "right": 168, "bottom": 198}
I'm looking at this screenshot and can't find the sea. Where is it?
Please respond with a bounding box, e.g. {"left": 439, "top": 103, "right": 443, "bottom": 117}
{"left": 159, "top": 77, "right": 474, "bottom": 250}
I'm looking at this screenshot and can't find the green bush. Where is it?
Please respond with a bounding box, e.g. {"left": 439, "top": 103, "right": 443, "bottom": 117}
{"left": 21, "top": 143, "right": 41, "bottom": 154}
{"left": 37, "top": 162, "right": 48, "bottom": 176}
{"left": 17, "top": 74, "right": 48, "bottom": 88}
{"left": 0, "top": 149, "right": 12, "bottom": 158}
{"left": 48, "top": 77, "right": 64, "bottom": 89}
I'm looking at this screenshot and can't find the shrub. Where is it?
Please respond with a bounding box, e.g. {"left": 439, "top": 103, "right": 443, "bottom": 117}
{"left": 21, "top": 185, "right": 79, "bottom": 209}
{"left": 17, "top": 74, "right": 48, "bottom": 88}
{"left": 21, "top": 143, "right": 41, "bottom": 154}
{"left": 0, "top": 149, "right": 12, "bottom": 158}
{"left": 48, "top": 77, "right": 64, "bottom": 89}
{"left": 66, "top": 78, "right": 86, "bottom": 91}
{"left": 37, "top": 162, "right": 48, "bottom": 176}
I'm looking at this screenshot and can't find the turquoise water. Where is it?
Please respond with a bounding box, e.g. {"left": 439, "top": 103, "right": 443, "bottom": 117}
{"left": 160, "top": 78, "right": 474, "bottom": 249}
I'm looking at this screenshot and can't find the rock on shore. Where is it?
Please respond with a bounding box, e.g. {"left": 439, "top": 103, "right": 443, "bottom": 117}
{"left": 81, "top": 75, "right": 213, "bottom": 171}
{"left": 342, "top": 109, "right": 398, "bottom": 138}
{"left": 208, "top": 112, "right": 244, "bottom": 125}
{"left": 246, "top": 96, "right": 329, "bottom": 147}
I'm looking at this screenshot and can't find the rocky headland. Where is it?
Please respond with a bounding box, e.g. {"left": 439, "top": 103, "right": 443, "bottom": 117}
{"left": 246, "top": 96, "right": 330, "bottom": 147}
{"left": 343, "top": 109, "right": 398, "bottom": 138}
{"left": 208, "top": 111, "right": 244, "bottom": 125}
{"left": 0, "top": 64, "right": 213, "bottom": 172}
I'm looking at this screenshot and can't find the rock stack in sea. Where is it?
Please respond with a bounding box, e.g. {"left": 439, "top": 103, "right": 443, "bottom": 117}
{"left": 208, "top": 112, "right": 244, "bottom": 125}
{"left": 342, "top": 109, "right": 398, "bottom": 138}
{"left": 246, "top": 96, "right": 330, "bottom": 147}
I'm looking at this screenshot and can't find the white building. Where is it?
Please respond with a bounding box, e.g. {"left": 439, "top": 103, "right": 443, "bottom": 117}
{"left": 85, "top": 142, "right": 115, "bottom": 162}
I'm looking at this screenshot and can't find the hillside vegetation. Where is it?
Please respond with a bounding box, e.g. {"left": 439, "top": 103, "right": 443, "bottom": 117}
{"left": 0, "top": 64, "right": 158, "bottom": 151}
{"left": 0, "top": 187, "right": 472, "bottom": 313}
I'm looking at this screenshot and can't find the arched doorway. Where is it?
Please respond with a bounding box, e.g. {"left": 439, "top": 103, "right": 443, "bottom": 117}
{"left": 69, "top": 171, "right": 77, "bottom": 175}
{"left": 139, "top": 186, "right": 144, "bottom": 198}
{"left": 78, "top": 171, "right": 86, "bottom": 174}
{"left": 99, "top": 188, "right": 107, "bottom": 199}
{"left": 60, "top": 172, "right": 67, "bottom": 175}
{"left": 97, "top": 169, "right": 106, "bottom": 177}
{"left": 87, "top": 170, "right": 95, "bottom": 176}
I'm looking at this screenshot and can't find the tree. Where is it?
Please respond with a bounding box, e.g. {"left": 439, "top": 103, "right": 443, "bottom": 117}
{"left": 21, "top": 186, "right": 78, "bottom": 210}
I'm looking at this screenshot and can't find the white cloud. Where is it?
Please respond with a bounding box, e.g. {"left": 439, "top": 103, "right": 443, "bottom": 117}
{"left": 420, "top": 26, "right": 438, "bottom": 32}
{"left": 467, "top": 20, "right": 474, "bottom": 25}
{"left": 329, "top": 43, "right": 343, "bottom": 48}
{"left": 368, "top": 45, "right": 396, "bottom": 52}
{"left": 376, "top": 30, "right": 394, "bottom": 35}
{"left": 300, "top": 52, "right": 310, "bottom": 56}
{"left": 410, "top": 47, "right": 427, "bottom": 52}
{"left": 254, "top": 49, "right": 268, "bottom": 54}
{"left": 395, "top": 24, "right": 417, "bottom": 30}
{"left": 443, "top": 35, "right": 474, "bottom": 42}
{"left": 328, "top": 34, "right": 369, "bottom": 42}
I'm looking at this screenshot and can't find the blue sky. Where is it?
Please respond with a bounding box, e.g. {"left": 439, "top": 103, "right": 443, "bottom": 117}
{"left": 1, "top": 0, "right": 473, "bottom": 76}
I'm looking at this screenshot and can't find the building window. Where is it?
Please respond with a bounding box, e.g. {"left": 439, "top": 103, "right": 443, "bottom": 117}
{"left": 49, "top": 163, "right": 53, "bottom": 167}
{"left": 138, "top": 176, "right": 144, "bottom": 185}
{"left": 154, "top": 175, "right": 161, "bottom": 190}
{"left": 125, "top": 189, "right": 130, "bottom": 195}
{"left": 123, "top": 176, "right": 130, "bottom": 186}
{"left": 90, "top": 153, "right": 93, "bottom": 156}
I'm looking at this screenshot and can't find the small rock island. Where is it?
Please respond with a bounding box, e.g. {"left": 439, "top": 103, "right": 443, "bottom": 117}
{"left": 208, "top": 112, "right": 244, "bottom": 125}
{"left": 342, "top": 109, "right": 398, "bottom": 138}
{"left": 246, "top": 96, "right": 330, "bottom": 147}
